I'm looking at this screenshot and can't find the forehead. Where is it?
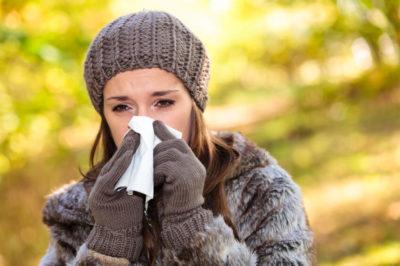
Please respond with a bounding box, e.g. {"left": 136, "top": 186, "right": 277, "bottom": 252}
{"left": 103, "top": 68, "right": 186, "bottom": 94}
{"left": 103, "top": 68, "right": 190, "bottom": 100}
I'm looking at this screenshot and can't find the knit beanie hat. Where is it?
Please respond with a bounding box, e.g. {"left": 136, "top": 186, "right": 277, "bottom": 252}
{"left": 83, "top": 10, "right": 210, "bottom": 114}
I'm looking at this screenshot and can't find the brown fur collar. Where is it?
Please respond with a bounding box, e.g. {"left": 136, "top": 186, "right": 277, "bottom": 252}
{"left": 213, "top": 130, "right": 276, "bottom": 179}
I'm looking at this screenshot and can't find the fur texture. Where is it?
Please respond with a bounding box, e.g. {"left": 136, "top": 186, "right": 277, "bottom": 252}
{"left": 39, "top": 131, "right": 316, "bottom": 265}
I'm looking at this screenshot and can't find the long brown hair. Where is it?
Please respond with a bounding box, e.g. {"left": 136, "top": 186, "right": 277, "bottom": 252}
{"left": 79, "top": 98, "right": 241, "bottom": 264}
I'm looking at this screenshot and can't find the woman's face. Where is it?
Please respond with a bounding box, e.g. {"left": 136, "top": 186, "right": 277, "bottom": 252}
{"left": 103, "top": 68, "right": 193, "bottom": 148}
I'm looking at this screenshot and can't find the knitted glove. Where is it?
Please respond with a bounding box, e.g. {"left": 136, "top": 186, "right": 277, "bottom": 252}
{"left": 152, "top": 120, "right": 213, "bottom": 251}
{"left": 86, "top": 129, "right": 144, "bottom": 261}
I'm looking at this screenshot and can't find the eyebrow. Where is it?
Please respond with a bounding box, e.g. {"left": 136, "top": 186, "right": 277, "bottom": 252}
{"left": 106, "top": 90, "right": 179, "bottom": 101}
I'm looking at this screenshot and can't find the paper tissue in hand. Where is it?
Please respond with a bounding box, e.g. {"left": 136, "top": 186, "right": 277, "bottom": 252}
{"left": 114, "top": 115, "right": 182, "bottom": 210}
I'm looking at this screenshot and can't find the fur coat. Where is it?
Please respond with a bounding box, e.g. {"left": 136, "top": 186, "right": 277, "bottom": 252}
{"left": 39, "top": 130, "right": 316, "bottom": 265}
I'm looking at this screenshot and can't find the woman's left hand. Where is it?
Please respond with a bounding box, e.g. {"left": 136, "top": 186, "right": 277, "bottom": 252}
{"left": 152, "top": 120, "right": 212, "bottom": 251}
{"left": 152, "top": 120, "right": 207, "bottom": 217}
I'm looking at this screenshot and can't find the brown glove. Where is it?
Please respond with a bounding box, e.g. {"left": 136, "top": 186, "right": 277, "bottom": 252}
{"left": 152, "top": 120, "right": 212, "bottom": 251}
{"left": 86, "top": 129, "right": 144, "bottom": 261}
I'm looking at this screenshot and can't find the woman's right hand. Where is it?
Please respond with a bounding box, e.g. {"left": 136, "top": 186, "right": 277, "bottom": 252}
{"left": 86, "top": 129, "right": 144, "bottom": 262}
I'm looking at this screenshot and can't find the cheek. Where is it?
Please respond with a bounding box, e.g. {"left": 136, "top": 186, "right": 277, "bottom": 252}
{"left": 159, "top": 109, "right": 191, "bottom": 143}
{"left": 105, "top": 112, "right": 131, "bottom": 148}
{"left": 180, "top": 112, "right": 192, "bottom": 143}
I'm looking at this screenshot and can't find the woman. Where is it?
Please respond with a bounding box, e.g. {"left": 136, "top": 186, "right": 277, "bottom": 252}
{"left": 40, "top": 10, "right": 316, "bottom": 265}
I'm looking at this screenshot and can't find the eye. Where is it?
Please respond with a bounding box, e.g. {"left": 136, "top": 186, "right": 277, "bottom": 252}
{"left": 112, "top": 104, "right": 130, "bottom": 112}
{"left": 156, "top": 99, "right": 175, "bottom": 108}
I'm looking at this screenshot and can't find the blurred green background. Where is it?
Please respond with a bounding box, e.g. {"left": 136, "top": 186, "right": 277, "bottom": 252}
{"left": 1, "top": 0, "right": 400, "bottom": 265}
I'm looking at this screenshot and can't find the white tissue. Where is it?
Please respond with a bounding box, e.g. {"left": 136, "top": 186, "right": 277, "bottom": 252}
{"left": 114, "top": 115, "right": 182, "bottom": 211}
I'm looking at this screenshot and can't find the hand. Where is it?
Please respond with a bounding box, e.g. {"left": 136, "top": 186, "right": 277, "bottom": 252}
{"left": 152, "top": 120, "right": 206, "bottom": 216}
{"left": 86, "top": 129, "right": 144, "bottom": 261}
{"left": 152, "top": 120, "right": 213, "bottom": 251}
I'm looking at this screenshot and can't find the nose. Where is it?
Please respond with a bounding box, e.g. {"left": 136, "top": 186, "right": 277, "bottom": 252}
{"left": 132, "top": 106, "right": 153, "bottom": 119}
{"left": 126, "top": 108, "right": 154, "bottom": 131}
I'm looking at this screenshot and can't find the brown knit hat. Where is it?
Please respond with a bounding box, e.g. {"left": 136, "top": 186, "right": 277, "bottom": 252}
{"left": 83, "top": 9, "right": 210, "bottom": 114}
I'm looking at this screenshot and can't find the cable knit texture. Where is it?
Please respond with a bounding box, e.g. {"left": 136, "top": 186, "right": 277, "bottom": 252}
{"left": 40, "top": 131, "right": 317, "bottom": 265}
{"left": 160, "top": 207, "right": 213, "bottom": 251}
{"left": 86, "top": 224, "right": 143, "bottom": 261}
{"left": 84, "top": 9, "right": 210, "bottom": 114}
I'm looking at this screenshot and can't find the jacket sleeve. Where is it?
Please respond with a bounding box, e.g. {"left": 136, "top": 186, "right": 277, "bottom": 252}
{"left": 233, "top": 163, "right": 317, "bottom": 265}
{"left": 39, "top": 181, "right": 134, "bottom": 266}
{"left": 159, "top": 163, "right": 316, "bottom": 265}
